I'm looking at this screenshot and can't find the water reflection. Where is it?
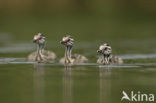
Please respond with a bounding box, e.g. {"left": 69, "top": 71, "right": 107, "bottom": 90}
{"left": 63, "top": 66, "right": 73, "bottom": 103}
{"left": 99, "top": 67, "right": 111, "bottom": 103}
{"left": 33, "top": 64, "right": 45, "bottom": 103}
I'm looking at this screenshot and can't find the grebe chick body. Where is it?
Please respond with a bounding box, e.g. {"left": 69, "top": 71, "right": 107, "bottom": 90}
{"left": 27, "top": 33, "right": 57, "bottom": 63}
{"left": 59, "top": 35, "right": 88, "bottom": 64}
{"left": 28, "top": 50, "right": 57, "bottom": 63}
{"left": 60, "top": 54, "right": 88, "bottom": 64}
{"left": 97, "top": 43, "right": 123, "bottom": 65}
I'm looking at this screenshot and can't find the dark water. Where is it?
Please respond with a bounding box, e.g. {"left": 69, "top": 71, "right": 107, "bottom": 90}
{"left": 0, "top": 54, "right": 156, "bottom": 103}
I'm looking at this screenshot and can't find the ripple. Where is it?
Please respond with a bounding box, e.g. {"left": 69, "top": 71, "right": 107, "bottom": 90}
{"left": 98, "top": 65, "right": 140, "bottom": 68}
{"left": 120, "top": 54, "right": 156, "bottom": 59}
{"left": 0, "top": 43, "right": 34, "bottom": 53}
{"left": 0, "top": 58, "right": 25, "bottom": 62}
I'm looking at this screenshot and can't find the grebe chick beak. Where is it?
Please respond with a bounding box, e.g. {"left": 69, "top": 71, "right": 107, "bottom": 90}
{"left": 97, "top": 50, "right": 102, "bottom": 54}
{"left": 60, "top": 41, "right": 64, "bottom": 44}
{"left": 33, "top": 39, "right": 37, "bottom": 43}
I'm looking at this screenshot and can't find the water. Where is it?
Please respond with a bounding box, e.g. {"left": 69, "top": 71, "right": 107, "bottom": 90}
{"left": 0, "top": 53, "right": 156, "bottom": 103}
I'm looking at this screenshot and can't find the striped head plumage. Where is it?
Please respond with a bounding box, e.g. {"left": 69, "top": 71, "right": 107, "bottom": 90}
{"left": 97, "top": 43, "right": 112, "bottom": 55}
{"left": 33, "top": 33, "right": 45, "bottom": 44}
{"left": 60, "top": 35, "right": 74, "bottom": 47}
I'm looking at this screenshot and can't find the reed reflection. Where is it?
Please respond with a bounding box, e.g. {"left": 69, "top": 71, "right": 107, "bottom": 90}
{"left": 99, "top": 66, "right": 111, "bottom": 103}
{"left": 63, "top": 65, "right": 73, "bottom": 103}
{"left": 33, "top": 63, "right": 45, "bottom": 103}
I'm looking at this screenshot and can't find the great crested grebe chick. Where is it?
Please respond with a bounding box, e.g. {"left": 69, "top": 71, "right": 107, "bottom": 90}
{"left": 27, "top": 33, "right": 57, "bottom": 63}
{"left": 59, "top": 35, "right": 88, "bottom": 64}
{"left": 97, "top": 43, "right": 123, "bottom": 65}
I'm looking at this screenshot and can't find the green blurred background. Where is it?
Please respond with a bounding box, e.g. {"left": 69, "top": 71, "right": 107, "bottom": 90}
{"left": 0, "top": 0, "right": 156, "bottom": 57}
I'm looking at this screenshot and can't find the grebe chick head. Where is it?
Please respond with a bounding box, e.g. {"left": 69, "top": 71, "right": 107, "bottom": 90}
{"left": 33, "top": 33, "right": 45, "bottom": 44}
{"left": 97, "top": 43, "right": 112, "bottom": 56}
{"left": 60, "top": 35, "right": 74, "bottom": 47}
